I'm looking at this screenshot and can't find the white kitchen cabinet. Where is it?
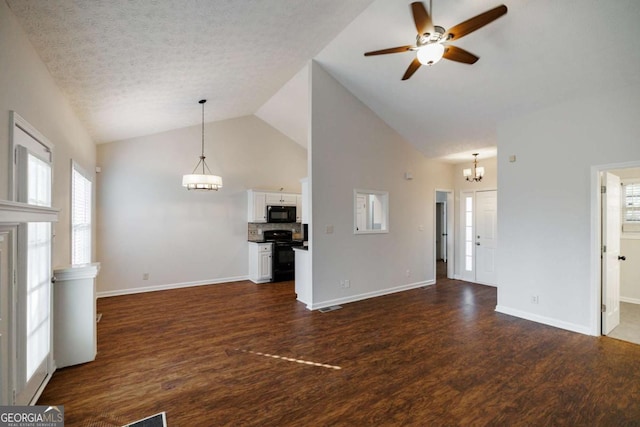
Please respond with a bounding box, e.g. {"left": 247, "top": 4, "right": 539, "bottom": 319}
{"left": 300, "top": 177, "right": 309, "bottom": 224}
{"left": 249, "top": 242, "right": 272, "bottom": 283}
{"left": 53, "top": 263, "right": 100, "bottom": 368}
{"left": 294, "top": 247, "right": 311, "bottom": 307}
{"left": 296, "top": 195, "right": 302, "bottom": 223}
{"left": 247, "top": 190, "right": 267, "bottom": 223}
{"left": 265, "top": 193, "right": 297, "bottom": 206}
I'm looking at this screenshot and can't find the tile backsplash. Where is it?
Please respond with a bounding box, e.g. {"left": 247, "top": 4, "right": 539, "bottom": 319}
{"left": 248, "top": 223, "right": 302, "bottom": 241}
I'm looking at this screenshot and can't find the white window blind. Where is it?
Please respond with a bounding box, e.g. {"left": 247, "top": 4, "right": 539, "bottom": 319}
{"left": 624, "top": 182, "right": 640, "bottom": 222}
{"left": 72, "top": 163, "right": 92, "bottom": 265}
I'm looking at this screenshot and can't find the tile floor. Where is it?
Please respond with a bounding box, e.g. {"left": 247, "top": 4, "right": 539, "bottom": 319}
{"left": 607, "top": 302, "right": 640, "bottom": 345}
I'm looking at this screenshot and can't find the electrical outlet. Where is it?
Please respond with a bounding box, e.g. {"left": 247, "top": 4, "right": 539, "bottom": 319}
{"left": 143, "top": 273, "right": 149, "bottom": 280}
{"left": 531, "top": 295, "right": 539, "bottom": 304}
{"left": 344, "top": 279, "right": 350, "bottom": 288}
{"left": 406, "top": 269, "right": 411, "bottom": 277}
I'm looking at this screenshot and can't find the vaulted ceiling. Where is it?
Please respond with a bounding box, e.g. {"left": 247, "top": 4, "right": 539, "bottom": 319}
{"left": 7, "top": 0, "right": 640, "bottom": 160}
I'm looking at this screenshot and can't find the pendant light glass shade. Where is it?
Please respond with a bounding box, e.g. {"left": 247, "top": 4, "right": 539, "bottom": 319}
{"left": 182, "top": 173, "right": 223, "bottom": 190}
{"left": 182, "top": 99, "right": 223, "bottom": 191}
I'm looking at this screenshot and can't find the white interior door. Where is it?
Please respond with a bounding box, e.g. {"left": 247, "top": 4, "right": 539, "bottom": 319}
{"left": 436, "top": 203, "right": 443, "bottom": 261}
{"left": 475, "top": 190, "right": 498, "bottom": 286}
{"left": 602, "top": 172, "right": 622, "bottom": 335}
{"left": 15, "top": 147, "right": 53, "bottom": 405}
{"left": 446, "top": 192, "right": 454, "bottom": 278}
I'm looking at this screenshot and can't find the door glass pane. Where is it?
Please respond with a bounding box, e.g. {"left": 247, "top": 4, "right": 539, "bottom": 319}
{"left": 26, "top": 222, "right": 50, "bottom": 380}
{"left": 24, "top": 153, "right": 52, "bottom": 386}
{"left": 464, "top": 195, "right": 474, "bottom": 273}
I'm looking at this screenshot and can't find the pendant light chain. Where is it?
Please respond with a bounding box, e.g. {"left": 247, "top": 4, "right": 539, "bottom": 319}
{"left": 201, "top": 99, "right": 205, "bottom": 173}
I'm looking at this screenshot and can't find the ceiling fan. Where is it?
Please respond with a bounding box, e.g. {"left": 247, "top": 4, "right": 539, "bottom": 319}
{"left": 364, "top": 1, "right": 507, "bottom": 80}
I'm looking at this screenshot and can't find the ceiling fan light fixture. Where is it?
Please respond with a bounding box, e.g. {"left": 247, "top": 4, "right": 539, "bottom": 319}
{"left": 416, "top": 43, "right": 444, "bottom": 66}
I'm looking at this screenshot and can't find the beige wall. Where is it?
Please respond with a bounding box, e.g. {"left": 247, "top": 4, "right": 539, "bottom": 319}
{"left": 96, "top": 115, "right": 307, "bottom": 295}
{"left": 309, "top": 61, "right": 453, "bottom": 308}
{"left": 0, "top": 2, "right": 96, "bottom": 267}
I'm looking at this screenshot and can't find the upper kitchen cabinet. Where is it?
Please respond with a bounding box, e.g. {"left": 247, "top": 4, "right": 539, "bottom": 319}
{"left": 265, "top": 193, "right": 296, "bottom": 206}
{"left": 247, "top": 190, "right": 301, "bottom": 222}
{"left": 248, "top": 190, "right": 267, "bottom": 223}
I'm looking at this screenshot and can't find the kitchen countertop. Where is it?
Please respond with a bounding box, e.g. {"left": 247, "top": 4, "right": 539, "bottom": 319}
{"left": 248, "top": 240, "right": 306, "bottom": 244}
{"left": 293, "top": 246, "right": 308, "bottom": 251}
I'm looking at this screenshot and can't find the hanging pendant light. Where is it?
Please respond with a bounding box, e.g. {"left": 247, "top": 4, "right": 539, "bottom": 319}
{"left": 182, "top": 99, "right": 223, "bottom": 191}
{"left": 463, "top": 153, "right": 484, "bottom": 182}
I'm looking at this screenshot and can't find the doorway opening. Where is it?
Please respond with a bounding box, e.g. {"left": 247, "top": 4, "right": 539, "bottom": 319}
{"left": 598, "top": 165, "right": 640, "bottom": 344}
{"left": 435, "top": 190, "right": 454, "bottom": 281}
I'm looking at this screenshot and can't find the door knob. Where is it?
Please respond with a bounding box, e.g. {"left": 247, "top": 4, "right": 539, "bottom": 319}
{"left": 476, "top": 242, "right": 480, "bottom": 246}
{"left": 618, "top": 255, "right": 626, "bottom": 261}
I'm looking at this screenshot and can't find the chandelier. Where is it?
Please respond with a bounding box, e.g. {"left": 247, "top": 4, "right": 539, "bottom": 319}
{"left": 463, "top": 153, "right": 484, "bottom": 182}
{"left": 182, "top": 99, "right": 223, "bottom": 191}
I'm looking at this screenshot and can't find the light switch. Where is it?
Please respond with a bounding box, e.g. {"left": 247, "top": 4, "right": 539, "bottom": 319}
{"left": 326, "top": 225, "right": 334, "bottom": 234}
{"left": 509, "top": 155, "right": 516, "bottom": 163}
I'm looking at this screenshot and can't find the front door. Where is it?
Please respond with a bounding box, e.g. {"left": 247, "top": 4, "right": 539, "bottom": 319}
{"left": 475, "top": 190, "right": 498, "bottom": 285}
{"left": 602, "top": 172, "right": 622, "bottom": 334}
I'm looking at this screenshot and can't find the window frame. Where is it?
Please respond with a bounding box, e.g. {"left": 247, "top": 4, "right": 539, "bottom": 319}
{"left": 621, "top": 178, "right": 640, "bottom": 237}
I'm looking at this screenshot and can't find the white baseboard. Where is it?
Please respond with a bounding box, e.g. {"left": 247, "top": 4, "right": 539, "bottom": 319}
{"left": 620, "top": 297, "right": 640, "bottom": 305}
{"left": 309, "top": 280, "right": 435, "bottom": 311}
{"left": 495, "top": 305, "right": 593, "bottom": 336}
{"left": 97, "top": 275, "right": 249, "bottom": 298}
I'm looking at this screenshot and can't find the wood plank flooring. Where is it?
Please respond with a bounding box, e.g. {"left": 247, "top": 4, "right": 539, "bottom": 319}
{"left": 38, "top": 278, "right": 640, "bottom": 426}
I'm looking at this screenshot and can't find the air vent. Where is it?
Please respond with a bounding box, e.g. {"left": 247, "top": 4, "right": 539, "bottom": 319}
{"left": 319, "top": 305, "right": 342, "bottom": 313}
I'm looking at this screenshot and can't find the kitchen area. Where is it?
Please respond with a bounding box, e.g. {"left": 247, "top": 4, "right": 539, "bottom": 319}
{"left": 247, "top": 178, "right": 311, "bottom": 307}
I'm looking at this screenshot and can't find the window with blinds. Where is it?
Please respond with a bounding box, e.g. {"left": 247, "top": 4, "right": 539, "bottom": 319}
{"left": 624, "top": 182, "right": 640, "bottom": 222}
{"left": 72, "top": 163, "right": 92, "bottom": 265}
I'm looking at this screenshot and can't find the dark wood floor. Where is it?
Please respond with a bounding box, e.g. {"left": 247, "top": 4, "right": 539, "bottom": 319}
{"left": 39, "top": 278, "right": 640, "bottom": 426}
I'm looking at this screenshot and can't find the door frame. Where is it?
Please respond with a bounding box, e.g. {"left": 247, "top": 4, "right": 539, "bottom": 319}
{"left": 590, "top": 160, "right": 640, "bottom": 336}
{"left": 434, "top": 189, "right": 454, "bottom": 280}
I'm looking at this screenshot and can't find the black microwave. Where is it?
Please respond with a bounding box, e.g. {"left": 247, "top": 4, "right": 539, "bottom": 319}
{"left": 267, "top": 205, "right": 296, "bottom": 223}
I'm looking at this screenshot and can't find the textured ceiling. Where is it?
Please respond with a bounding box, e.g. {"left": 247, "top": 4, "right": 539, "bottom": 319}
{"left": 6, "top": 0, "right": 373, "bottom": 143}
{"left": 8, "top": 0, "right": 640, "bottom": 158}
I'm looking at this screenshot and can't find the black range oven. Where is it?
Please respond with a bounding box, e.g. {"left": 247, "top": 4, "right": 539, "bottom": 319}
{"left": 263, "top": 230, "right": 303, "bottom": 282}
{"left": 267, "top": 205, "right": 296, "bottom": 223}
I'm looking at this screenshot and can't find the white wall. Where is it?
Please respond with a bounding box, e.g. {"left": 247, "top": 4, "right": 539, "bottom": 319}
{"left": 96, "top": 115, "right": 306, "bottom": 295}
{"left": 0, "top": 1, "right": 96, "bottom": 267}
{"left": 497, "top": 83, "right": 640, "bottom": 334}
{"left": 309, "top": 61, "right": 453, "bottom": 308}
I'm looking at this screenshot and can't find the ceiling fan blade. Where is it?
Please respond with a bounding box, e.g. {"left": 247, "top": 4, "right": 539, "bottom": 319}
{"left": 402, "top": 58, "right": 422, "bottom": 80}
{"left": 443, "top": 45, "right": 479, "bottom": 64}
{"left": 445, "top": 5, "right": 507, "bottom": 41}
{"left": 411, "top": 2, "right": 434, "bottom": 35}
{"left": 364, "top": 45, "right": 414, "bottom": 56}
